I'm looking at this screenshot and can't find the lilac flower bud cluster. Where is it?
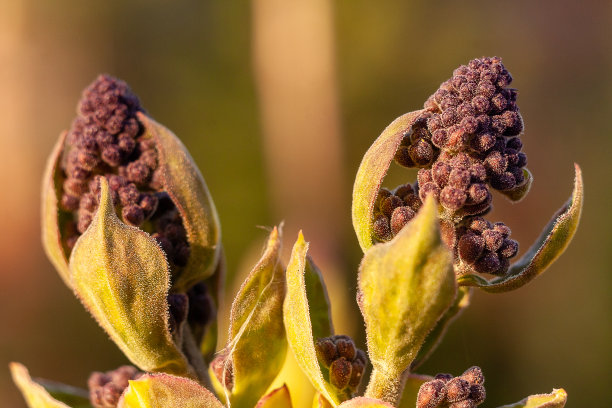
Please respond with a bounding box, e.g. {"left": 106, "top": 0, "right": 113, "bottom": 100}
{"left": 417, "top": 366, "right": 486, "bottom": 408}
{"left": 374, "top": 58, "right": 525, "bottom": 276}
{"left": 456, "top": 217, "right": 519, "bottom": 276}
{"left": 88, "top": 365, "right": 142, "bottom": 408}
{"left": 372, "top": 184, "right": 422, "bottom": 242}
{"left": 315, "top": 335, "right": 368, "bottom": 395}
{"left": 59, "top": 75, "right": 190, "bottom": 269}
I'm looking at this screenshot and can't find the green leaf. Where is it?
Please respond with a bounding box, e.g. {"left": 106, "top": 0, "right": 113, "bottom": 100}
{"left": 410, "top": 287, "right": 471, "bottom": 370}
{"left": 337, "top": 397, "right": 394, "bottom": 408}
{"left": 41, "top": 131, "right": 71, "bottom": 287}
{"left": 225, "top": 226, "right": 287, "bottom": 408}
{"left": 499, "top": 168, "right": 533, "bottom": 202}
{"left": 10, "top": 362, "right": 77, "bottom": 408}
{"left": 118, "top": 373, "right": 223, "bottom": 408}
{"left": 458, "top": 164, "right": 583, "bottom": 293}
{"left": 497, "top": 388, "right": 567, "bottom": 408}
{"left": 397, "top": 374, "right": 432, "bottom": 408}
{"left": 358, "top": 197, "right": 456, "bottom": 404}
{"left": 284, "top": 232, "right": 341, "bottom": 406}
{"left": 69, "top": 178, "right": 194, "bottom": 378}
{"left": 359, "top": 197, "right": 456, "bottom": 375}
{"left": 352, "top": 109, "right": 428, "bottom": 252}
{"left": 139, "top": 113, "right": 221, "bottom": 292}
{"left": 255, "top": 384, "right": 293, "bottom": 408}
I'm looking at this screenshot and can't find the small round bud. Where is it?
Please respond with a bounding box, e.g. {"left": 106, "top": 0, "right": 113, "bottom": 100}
{"left": 122, "top": 205, "right": 144, "bottom": 226}
{"left": 127, "top": 160, "right": 151, "bottom": 184}
{"left": 373, "top": 214, "right": 392, "bottom": 242}
{"left": 118, "top": 184, "right": 140, "bottom": 206}
{"left": 101, "top": 145, "right": 122, "bottom": 166}
{"left": 475, "top": 251, "right": 501, "bottom": 274}
{"left": 335, "top": 337, "right": 356, "bottom": 361}
{"left": 458, "top": 233, "right": 485, "bottom": 264}
{"left": 329, "top": 357, "right": 352, "bottom": 390}
{"left": 440, "top": 186, "right": 467, "bottom": 211}
{"left": 348, "top": 359, "right": 365, "bottom": 389}
{"left": 499, "top": 239, "right": 519, "bottom": 258}
{"left": 395, "top": 146, "right": 415, "bottom": 167}
{"left": 381, "top": 195, "right": 404, "bottom": 218}
{"left": 448, "top": 169, "right": 471, "bottom": 190}
{"left": 167, "top": 293, "right": 188, "bottom": 334}
{"left": 315, "top": 338, "right": 337, "bottom": 368}
{"left": 461, "top": 366, "right": 484, "bottom": 385}
{"left": 61, "top": 194, "right": 80, "bottom": 211}
{"left": 417, "top": 380, "right": 446, "bottom": 408}
{"left": 419, "top": 182, "right": 440, "bottom": 202}
{"left": 469, "top": 384, "right": 486, "bottom": 404}
{"left": 445, "top": 377, "right": 471, "bottom": 402}
{"left": 482, "top": 230, "right": 504, "bottom": 252}
{"left": 432, "top": 161, "right": 451, "bottom": 187}
{"left": 391, "top": 206, "right": 416, "bottom": 235}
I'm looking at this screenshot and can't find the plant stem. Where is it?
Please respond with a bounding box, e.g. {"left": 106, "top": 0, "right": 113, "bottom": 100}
{"left": 365, "top": 367, "right": 402, "bottom": 405}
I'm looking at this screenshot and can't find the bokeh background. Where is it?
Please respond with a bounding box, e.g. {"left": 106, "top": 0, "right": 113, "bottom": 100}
{"left": 1, "top": 0, "right": 610, "bottom": 406}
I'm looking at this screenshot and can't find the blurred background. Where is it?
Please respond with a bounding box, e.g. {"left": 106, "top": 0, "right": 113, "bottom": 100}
{"left": 1, "top": 0, "right": 610, "bottom": 406}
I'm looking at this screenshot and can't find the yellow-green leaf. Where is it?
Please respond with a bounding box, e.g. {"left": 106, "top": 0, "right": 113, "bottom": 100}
{"left": 10, "top": 362, "right": 75, "bottom": 408}
{"left": 284, "top": 232, "right": 341, "bottom": 406}
{"left": 358, "top": 198, "right": 455, "bottom": 404}
{"left": 139, "top": 113, "right": 221, "bottom": 292}
{"left": 118, "top": 373, "right": 223, "bottom": 408}
{"left": 255, "top": 384, "right": 293, "bottom": 408}
{"left": 352, "top": 109, "right": 427, "bottom": 252}
{"left": 41, "top": 131, "right": 71, "bottom": 287}
{"left": 410, "top": 287, "right": 471, "bottom": 370}
{"left": 359, "top": 197, "right": 455, "bottom": 376}
{"left": 69, "top": 178, "right": 193, "bottom": 378}
{"left": 337, "top": 397, "right": 394, "bottom": 408}
{"left": 459, "top": 164, "right": 583, "bottom": 293}
{"left": 497, "top": 388, "right": 567, "bottom": 408}
{"left": 226, "top": 226, "right": 287, "bottom": 408}
{"left": 397, "top": 374, "right": 432, "bottom": 408}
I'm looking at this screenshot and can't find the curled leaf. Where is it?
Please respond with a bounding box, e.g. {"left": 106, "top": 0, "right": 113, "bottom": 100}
{"left": 458, "top": 164, "right": 583, "bottom": 292}
{"left": 410, "top": 287, "right": 471, "bottom": 370}
{"left": 337, "top": 397, "right": 394, "bottom": 408}
{"left": 284, "top": 232, "right": 340, "bottom": 406}
{"left": 138, "top": 113, "right": 221, "bottom": 292}
{"left": 70, "top": 178, "right": 194, "bottom": 378}
{"left": 223, "top": 226, "right": 287, "bottom": 407}
{"left": 10, "top": 362, "right": 87, "bottom": 408}
{"left": 118, "top": 373, "right": 223, "bottom": 408}
{"left": 497, "top": 388, "right": 567, "bottom": 408}
{"left": 352, "top": 110, "right": 428, "bottom": 252}
{"left": 358, "top": 197, "right": 455, "bottom": 404}
{"left": 255, "top": 384, "right": 293, "bottom": 408}
{"left": 41, "top": 131, "right": 71, "bottom": 287}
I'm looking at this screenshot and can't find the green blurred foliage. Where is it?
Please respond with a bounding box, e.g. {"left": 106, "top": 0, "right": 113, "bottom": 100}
{"left": 1, "top": 0, "right": 610, "bottom": 407}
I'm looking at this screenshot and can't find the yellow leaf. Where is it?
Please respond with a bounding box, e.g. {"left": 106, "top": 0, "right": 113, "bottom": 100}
{"left": 118, "top": 373, "right": 223, "bottom": 408}
{"left": 256, "top": 384, "right": 293, "bottom": 408}
{"left": 10, "top": 362, "right": 73, "bottom": 408}
{"left": 497, "top": 388, "right": 567, "bottom": 408}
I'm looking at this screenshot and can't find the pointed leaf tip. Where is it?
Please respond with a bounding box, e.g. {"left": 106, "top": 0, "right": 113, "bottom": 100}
{"left": 256, "top": 384, "right": 293, "bottom": 408}
{"left": 224, "top": 226, "right": 287, "bottom": 407}
{"left": 458, "top": 164, "right": 583, "bottom": 292}
{"left": 497, "top": 388, "right": 567, "bottom": 408}
{"left": 69, "top": 177, "right": 193, "bottom": 377}
{"left": 284, "top": 232, "right": 340, "bottom": 406}
{"left": 10, "top": 362, "right": 73, "bottom": 408}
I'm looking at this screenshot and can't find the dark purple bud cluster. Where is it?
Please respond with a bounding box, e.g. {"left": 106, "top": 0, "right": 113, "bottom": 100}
{"left": 372, "top": 184, "right": 422, "bottom": 242}
{"left": 186, "top": 282, "right": 216, "bottom": 344}
{"left": 394, "top": 114, "right": 438, "bottom": 168}
{"left": 88, "top": 365, "right": 142, "bottom": 408}
{"left": 456, "top": 217, "right": 519, "bottom": 275}
{"left": 417, "top": 366, "right": 485, "bottom": 408}
{"left": 375, "top": 58, "right": 524, "bottom": 276}
{"left": 315, "top": 335, "right": 368, "bottom": 394}
{"left": 59, "top": 75, "right": 190, "bottom": 270}
{"left": 418, "top": 152, "right": 491, "bottom": 215}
